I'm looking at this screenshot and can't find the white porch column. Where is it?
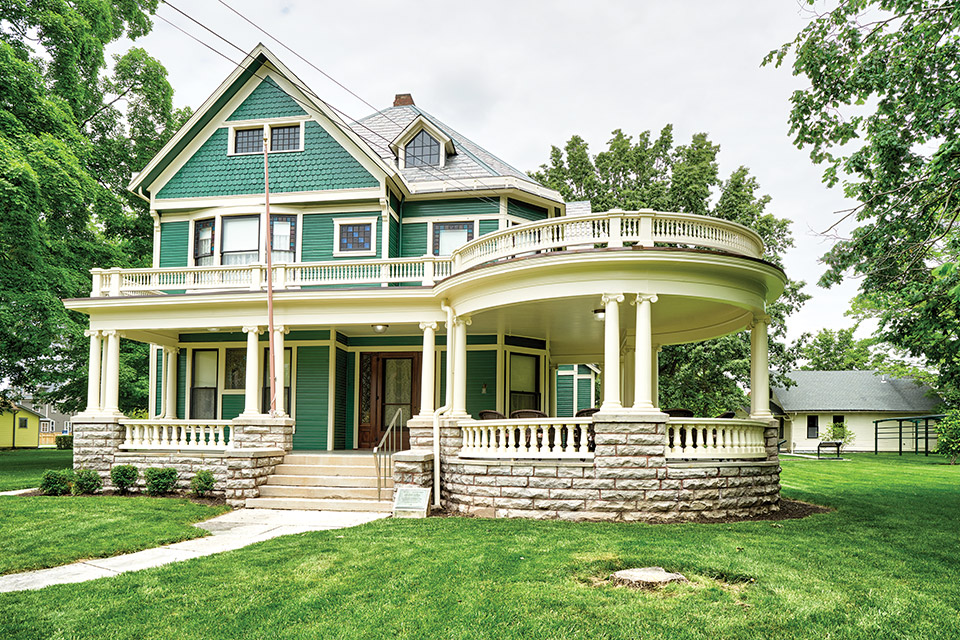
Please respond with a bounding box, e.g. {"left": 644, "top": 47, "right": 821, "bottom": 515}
{"left": 419, "top": 322, "right": 437, "bottom": 416}
{"left": 103, "top": 329, "right": 121, "bottom": 415}
{"left": 273, "top": 325, "right": 287, "bottom": 416}
{"left": 549, "top": 363, "right": 558, "bottom": 417}
{"left": 632, "top": 294, "right": 658, "bottom": 410}
{"left": 241, "top": 326, "right": 262, "bottom": 416}
{"left": 84, "top": 330, "right": 103, "bottom": 414}
{"left": 600, "top": 294, "right": 624, "bottom": 411}
{"left": 452, "top": 315, "right": 471, "bottom": 416}
{"left": 164, "top": 347, "right": 178, "bottom": 419}
{"left": 750, "top": 315, "right": 772, "bottom": 419}
{"left": 99, "top": 339, "right": 108, "bottom": 411}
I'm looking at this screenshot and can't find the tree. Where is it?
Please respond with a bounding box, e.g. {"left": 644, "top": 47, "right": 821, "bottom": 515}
{"left": 765, "top": 0, "right": 960, "bottom": 404}
{"left": 798, "top": 327, "right": 874, "bottom": 370}
{"left": 0, "top": 1, "right": 183, "bottom": 413}
{"left": 532, "top": 129, "right": 809, "bottom": 416}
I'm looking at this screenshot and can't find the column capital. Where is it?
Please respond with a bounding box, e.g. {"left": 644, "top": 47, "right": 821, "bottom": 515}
{"left": 272, "top": 325, "right": 290, "bottom": 335}
{"left": 633, "top": 293, "right": 659, "bottom": 305}
{"left": 747, "top": 314, "right": 772, "bottom": 330}
{"left": 83, "top": 329, "right": 101, "bottom": 338}
{"left": 242, "top": 325, "right": 262, "bottom": 334}
{"left": 601, "top": 293, "right": 624, "bottom": 305}
{"left": 454, "top": 315, "right": 472, "bottom": 327}
{"left": 102, "top": 329, "right": 119, "bottom": 338}
{"left": 419, "top": 321, "right": 438, "bottom": 331}
{"left": 162, "top": 346, "right": 180, "bottom": 355}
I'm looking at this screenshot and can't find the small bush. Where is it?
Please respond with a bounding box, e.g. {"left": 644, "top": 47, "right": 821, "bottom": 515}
{"left": 822, "top": 421, "right": 855, "bottom": 451}
{"left": 935, "top": 409, "right": 960, "bottom": 465}
{"left": 110, "top": 465, "right": 139, "bottom": 494}
{"left": 55, "top": 435, "right": 73, "bottom": 450}
{"left": 40, "top": 469, "right": 75, "bottom": 496}
{"left": 190, "top": 470, "right": 216, "bottom": 497}
{"left": 71, "top": 468, "right": 103, "bottom": 495}
{"left": 144, "top": 467, "right": 178, "bottom": 496}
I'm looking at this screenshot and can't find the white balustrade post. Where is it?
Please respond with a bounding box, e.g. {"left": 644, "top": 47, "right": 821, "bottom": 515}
{"left": 84, "top": 330, "right": 103, "bottom": 414}
{"left": 632, "top": 294, "right": 658, "bottom": 410}
{"left": 418, "top": 322, "right": 437, "bottom": 416}
{"left": 241, "top": 326, "right": 262, "bottom": 416}
{"left": 249, "top": 263, "right": 262, "bottom": 291}
{"left": 165, "top": 347, "right": 178, "bottom": 420}
{"left": 638, "top": 214, "right": 654, "bottom": 247}
{"left": 90, "top": 268, "right": 104, "bottom": 298}
{"left": 273, "top": 326, "right": 288, "bottom": 416}
{"left": 608, "top": 211, "right": 623, "bottom": 248}
{"left": 108, "top": 268, "right": 122, "bottom": 296}
{"left": 600, "top": 294, "right": 624, "bottom": 410}
{"left": 103, "top": 330, "right": 121, "bottom": 415}
{"left": 452, "top": 316, "right": 471, "bottom": 416}
{"left": 750, "top": 315, "right": 773, "bottom": 419}
{"left": 422, "top": 258, "right": 435, "bottom": 286}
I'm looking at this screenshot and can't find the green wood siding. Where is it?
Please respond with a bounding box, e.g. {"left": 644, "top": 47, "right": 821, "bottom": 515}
{"left": 400, "top": 222, "right": 428, "bottom": 257}
{"left": 402, "top": 198, "right": 498, "bottom": 218}
{"left": 577, "top": 377, "right": 594, "bottom": 412}
{"left": 302, "top": 212, "right": 382, "bottom": 261}
{"left": 334, "top": 348, "right": 349, "bottom": 449}
{"left": 294, "top": 346, "right": 329, "bottom": 450}
{"left": 154, "top": 350, "right": 163, "bottom": 416}
{"left": 556, "top": 374, "right": 574, "bottom": 417}
{"left": 389, "top": 215, "right": 400, "bottom": 258}
{"left": 466, "top": 350, "right": 497, "bottom": 418}
{"left": 156, "top": 121, "right": 378, "bottom": 199}
{"left": 389, "top": 191, "right": 401, "bottom": 215}
{"left": 479, "top": 219, "right": 500, "bottom": 236}
{"left": 508, "top": 199, "right": 548, "bottom": 222}
{"left": 228, "top": 77, "right": 306, "bottom": 121}
{"left": 177, "top": 354, "right": 186, "bottom": 420}
{"left": 159, "top": 221, "right": 189, "bottom": 267}
{"left": 221, "top": 394, "right": 244, "bottom": 421}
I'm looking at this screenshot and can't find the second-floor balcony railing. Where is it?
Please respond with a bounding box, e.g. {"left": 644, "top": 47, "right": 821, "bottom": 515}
{"left": 90, "top": 210, "right": 765, "bottom": 297}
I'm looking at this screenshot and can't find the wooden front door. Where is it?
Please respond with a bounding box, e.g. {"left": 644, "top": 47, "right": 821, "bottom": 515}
{"left": 358, "top": 352, "right": 420, "bottom": 449}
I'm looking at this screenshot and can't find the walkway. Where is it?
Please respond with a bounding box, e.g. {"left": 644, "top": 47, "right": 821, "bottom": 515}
{"left": 0, "top": 508, "right": 388, "bottom": 593}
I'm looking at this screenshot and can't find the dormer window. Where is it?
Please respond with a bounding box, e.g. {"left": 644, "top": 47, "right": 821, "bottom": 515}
{"left": 405, "top": 130, "right": 441, "bottom": 168}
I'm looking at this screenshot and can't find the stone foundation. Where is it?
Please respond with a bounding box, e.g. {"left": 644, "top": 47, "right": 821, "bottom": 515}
{"left": 393, "top": 449, "right": 434, "bottom": 501}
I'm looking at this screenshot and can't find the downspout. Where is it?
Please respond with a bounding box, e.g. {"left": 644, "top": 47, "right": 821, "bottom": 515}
{"left": 432, "top": 301, "right": 456, "bottom": 508}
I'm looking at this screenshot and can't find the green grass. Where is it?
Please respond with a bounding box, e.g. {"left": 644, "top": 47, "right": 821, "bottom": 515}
{"left": 1, "top": 454, "right": 958, "bottom": 639}
{"left": 0, "top": 496, "right": 230, "bottom": 575}
{"left": 0, "top": 448, "right": 73, "bottom": 491}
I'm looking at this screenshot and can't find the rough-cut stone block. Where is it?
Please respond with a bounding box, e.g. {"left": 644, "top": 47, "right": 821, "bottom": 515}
{"left": 557, "top": 466, "right": 585, "bottom": 478}
{"left": 533, "top": 466, "right": 559, "bottom": 477}
{"left": 535, "top": 499, "right": 584, "bottom": 511}
{"left": 667, "top": 467, "right": 720, "bottom": 479}
{"left": 594, "top": 433, "right": 627, "bottom": 445}
{"left": 528, "top": 477, "right": 572, "bottom": 489}
{"left": 614, "top": 478, "right": 660, "bottom": 491}
{"left": 494, "top": 497, "right": 535, "bottom": 510}
{"left": 682, "top": 477, "right": 724, "bottom": 490}
{"left": 495, "top": 475, "right": 528, "bottom": 487}
{"left": 550, "top": 488, "right": 600, "bottom": 500}
{"left": 501, "top": 486, "right": 550, "bottom": 499}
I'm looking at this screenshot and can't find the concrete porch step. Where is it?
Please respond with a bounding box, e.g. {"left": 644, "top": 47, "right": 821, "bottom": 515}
{"left": 283, "top": 453, "right": 376, "bottom": 465}
{"left": 273, "top": 463, "right": 379, "bottom": 477}
{"left": 244, "top": 497, "right": 394, "bottom": 512}
{"left": 258, "top": 485, "right": 385, "bottom": 500}
{"left": 266, "top": 474, "right": 391, "bottom": 488}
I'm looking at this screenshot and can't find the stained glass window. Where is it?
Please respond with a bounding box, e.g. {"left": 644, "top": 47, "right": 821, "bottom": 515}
{"left": 339, "top": 223, "right": 372, "bottom": 252}
{"left": 359, "top": 352, "right": 372, "bottom": 424}
{"left": 405, "top": 130, "right": 441, "bottom": 167}
{"left": 195, "top": 219, "right": 215, "bottom": 266}
{"left": 225, "top": 348, "right": 245, "bottom": 390}
{"left": 433, "top": 221, "right": 474, "bottom": 255}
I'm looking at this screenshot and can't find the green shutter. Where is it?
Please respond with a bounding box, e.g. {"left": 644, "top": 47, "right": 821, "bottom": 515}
{"left": 294, "top": 346, "right": 329, "bottom": 450}
{"left": 577, "top": 377, "right": 593, "bottom": 412}
{"left": 403, "top": 198, "right": 498, "bottom": 218}
{"left": 334, "top": 348, "right": 348, "bottom": 449}
{"left": 159, "top": 221, "right": 189, "bottom": 268}
{"left": 556, "top": 374, "right": 574, "bottom": 418}
{"left": 154, "top": 350, "right": 164, "bottom": 416}
{"left": 479, "top": 219, "right": 500, "bottom": 236}
{"left": 400, "top": 222, "right": 428, "bottom": 257}
{"left": 345, "top": 351, "right": 355, "bottom": 450}
{"left": 177, "top": 354, "right": 186, "bottom": 420}
{"left": 507, "top": 199, "right": 548, "bottom": 222}
{"left": 221, "top": 395, "right": 245, "bottom": 421}
{"left": 465, "top": 350, "right": 498, "bottom": 418}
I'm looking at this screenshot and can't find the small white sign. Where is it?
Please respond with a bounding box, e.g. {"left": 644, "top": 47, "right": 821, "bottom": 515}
{"left": 393, "top": 487, "right": 431, "bottom": 518}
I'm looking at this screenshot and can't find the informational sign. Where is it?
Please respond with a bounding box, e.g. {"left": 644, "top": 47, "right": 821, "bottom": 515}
{"left": 393, "top": 486, "right": 431, "bottom": 518}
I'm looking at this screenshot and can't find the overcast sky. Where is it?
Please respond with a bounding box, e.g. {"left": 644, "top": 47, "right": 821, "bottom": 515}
{"left": 118, "top": 0, "right": 869, "bottom": 343}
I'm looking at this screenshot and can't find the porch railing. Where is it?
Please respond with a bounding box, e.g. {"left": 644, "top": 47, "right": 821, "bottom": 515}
{"left": 119, "top": 419, "right": 232, "bottom": 450}
{"left": 665, "top": 418, "right": 768, "bottom": 460}
{"left": 459, "top": 418, "right": 594, "bottom": 460}
{"left": 373, "top": 408, "right": 405, "bottom": 501}
{"left": 88, "top": 211, "right": 764, "bottom": 297}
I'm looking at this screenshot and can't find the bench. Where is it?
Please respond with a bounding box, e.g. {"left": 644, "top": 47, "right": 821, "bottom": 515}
{"left": 818, "top": 440, "right": 842, "bottom": 459}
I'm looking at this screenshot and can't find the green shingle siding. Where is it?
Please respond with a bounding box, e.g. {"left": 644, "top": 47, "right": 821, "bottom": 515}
{"left": 228, "top": 77, "right": 306, "bottom": 121}
{"left": 221, "top": 394, "right": 244, "bottom": 421}
{"left": 402, "top": 198, "right": 498, "bottom": 218}
{"left": 556, "top": 374, "right": 574, "bottom": 418}
{"left": 577, "top": 377, "right": 594, "bottom": 412}
{"left": 400, "top": 222, "right": 428, "bottom": 257}
{"left": 156, "top": 122, "right": 378, "bottom": 199}
{"left": 334, "top": 348, "right": 348, "bottom": 449}
{"left": 508, "top": 199, "right": 548, "bottom": 222}
{"left": 294, "top": 345, "right": 329, "bottom": 450}
{"left": 478, "top": 219, "right": 500, "bottom": 236}
{"left": 177, "top": 355, "right": 186, "bottom": 420}
{"left": 159, "top": 221, "right": 189, "bottom": 267}
{"left": 302, "top": 212, "right": 382, "bottom": 262}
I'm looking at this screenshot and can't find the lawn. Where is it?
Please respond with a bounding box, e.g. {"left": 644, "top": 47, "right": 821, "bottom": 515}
{"left": 0, "top": 453, "right": 957, "bottom": 639}
{"left": 0, "top": 496, "right": 230, "bottom": 575}
{"left": 0, "top": 448, "right": 73, "bottom": 491}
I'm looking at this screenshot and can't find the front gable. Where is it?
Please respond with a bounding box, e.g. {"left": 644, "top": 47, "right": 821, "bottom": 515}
{"left": 228, "top": 77, "right": 306, "bottom": 121}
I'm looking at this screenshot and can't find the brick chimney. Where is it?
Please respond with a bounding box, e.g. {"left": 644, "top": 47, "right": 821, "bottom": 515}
{"left": 393, "top": 93, "right": 415, "bottom": 107}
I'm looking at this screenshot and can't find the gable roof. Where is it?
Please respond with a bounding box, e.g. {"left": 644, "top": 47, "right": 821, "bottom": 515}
{"left": 1, "top": 403, "right": 44, "bottom": 418}
{"left": 772, "top": 370, "right": 942, "bottom": 413}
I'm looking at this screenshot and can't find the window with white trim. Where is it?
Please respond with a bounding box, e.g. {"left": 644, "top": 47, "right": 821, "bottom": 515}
{"left": 333, "top": 217, "right": 378, "bottom": 256}
{"left": 234, "top": 128, "right": 263, "bottom": 154}
{"left": 433, "top": 221, "right": 474, "bottom": 256}
{"left": 271, "top": 125, "right": 301, "bottom": 151}
{"left": 221, "top": 215, "right": 259, "bottom": 265}
{"left": 194, "top": 219, "right": 215, "bottom": 266}
{"left": 270, "top": 215, "right": 296, "bottom": 263}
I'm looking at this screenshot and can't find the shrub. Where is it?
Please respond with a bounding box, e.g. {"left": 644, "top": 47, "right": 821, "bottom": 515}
{"left": 71, "top": 468, "right": 103, "bottom": 495}
{"left": 55, "top": 435, "right": 73, "bottom": 449}
{"left": 144, "top": 467, "right": 178, "bottom": 496}
{"left": 822, "top": 421, "right": 855, "bottom": 451}
{"left": 190, "top": 470, "right": 216, "bottom": 497}
{"left": 935, "top": 409, "right": 960, "bottom": 465}
{"left": 40, "top": 469, "right": 75, "bottom": 496}
{"left": 110, "top": 465, "right": 139, "bottom": 494}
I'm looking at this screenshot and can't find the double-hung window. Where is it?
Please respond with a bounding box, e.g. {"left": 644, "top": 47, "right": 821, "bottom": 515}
{"left": 190, "top": 350, "right": 218, "bottom": 420}
{"left": 194, "top": 219, "right": 215, "bottom": 266}
{"left": 509, "top": 353, "right": 541, "bottom": 414}
{"left": 221, "top": 216, "right": 260, "bottom": 265}
{"left": 433, "top": 221, "right": 474, "bottom": 256}
{"left": 270, "top": 215, "right": 296, "bottom": 263}
{"left": 807, "top": 415, "right": 819, "bottom": 439}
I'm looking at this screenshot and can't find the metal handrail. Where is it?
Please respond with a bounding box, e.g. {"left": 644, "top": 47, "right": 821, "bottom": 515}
{"left": 373, "top": 408, "right": 404, "bottom": 501}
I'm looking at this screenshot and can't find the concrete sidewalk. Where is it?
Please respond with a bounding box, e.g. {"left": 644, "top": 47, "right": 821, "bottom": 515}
{"left": 0, "top": 509, "right": 388, "bottom": 593}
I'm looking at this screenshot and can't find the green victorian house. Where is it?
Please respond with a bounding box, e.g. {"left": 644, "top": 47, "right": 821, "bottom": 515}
{"left": 67, "top": 45, "right": 786, "bottom": 521}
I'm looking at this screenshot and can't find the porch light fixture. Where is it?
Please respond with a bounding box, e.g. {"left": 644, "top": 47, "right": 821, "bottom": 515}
{"left": 593, "top": 308, "right": 605, "bottom": 322}
{"left": 372, "top": 324, "right": 389, "bottom": 334}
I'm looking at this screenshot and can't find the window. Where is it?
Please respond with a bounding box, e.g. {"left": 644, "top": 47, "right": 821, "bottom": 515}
{"left": 405, "top": 129, "right": 441, "bottom": 167}
{"left": 261, "top": 347, "right": 292, "bottom": 413}
{"left": 190, "top": 350, "right": 218, "bottom": 420}
{"left": 18, "top": 417, "right": 27, "bottom": 429}
{"left": 509, "top": 353, "right": 540, "bottom": 413}
{"left": 225, "top": 348, "right": 246, "bottom": 390}
{"left": 234, "top": 128, "right": 263, "bottom": 154}
{"left": 271, "top": 125, "right": 300, "bottom": 151}
{"left": 832, "top": 414, "right": 845, "bottom": 427}
{"left": 195, "top": 219, "right": 215, "bottom": 266}
{"left": 807, "top": 415, "right": 819, "bottom": 439}
{"left": 433, "top": 221, "right": 474, "bottom": 256}
{"left": 270, "top": 215, "right": 296, "bottom": 263}
{"left": 340, "top": 223, "right": 372, "bottom": 252}
{"left": 221, "top": 216, "right": 259, "bottom": 265}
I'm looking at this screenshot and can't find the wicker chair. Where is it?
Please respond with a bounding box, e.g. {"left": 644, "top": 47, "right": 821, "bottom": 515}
{"left": 575, "top": 407, "right": 599, "bottom": 417}
{"left": 510, "top": 409, "right": 548, "bottom": 419}
{"left": 478, "top": 410, "right": 506, "bottom": 420}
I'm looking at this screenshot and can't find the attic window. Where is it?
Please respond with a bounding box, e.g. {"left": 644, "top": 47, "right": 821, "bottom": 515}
{"left": 405, "top": 130, "right": 440, "bottom": 168}
{"left": 234, "top": 128, "right": 263, "bottom": 154}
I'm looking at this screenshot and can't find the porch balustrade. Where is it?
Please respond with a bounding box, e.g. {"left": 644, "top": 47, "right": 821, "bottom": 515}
{"left": 459, "top": 418, "right": 594, "bottom": 460}
{"left": 665, "top": 419, "right": 768, "bottom": 460}
{"left": 119, "top": 419, "right": 232, "bottom": 450}
{"left": 88, "top": 211, "right": 764, "bottom": 297}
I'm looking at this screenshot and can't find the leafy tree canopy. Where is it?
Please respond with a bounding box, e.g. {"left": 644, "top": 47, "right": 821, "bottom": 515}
{"left": 797, "top": 327, "right": 874, "bottom": 370}
{"left": 532, "top": 128, "right": 809, "bottom": 416}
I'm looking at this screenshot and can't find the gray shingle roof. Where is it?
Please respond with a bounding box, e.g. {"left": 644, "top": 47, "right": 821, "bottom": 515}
{"left": 351, "top": 105, "right": 539, "bottom": 187}
{"left": 772, "top": 370, "right": 942, "bottom": 413}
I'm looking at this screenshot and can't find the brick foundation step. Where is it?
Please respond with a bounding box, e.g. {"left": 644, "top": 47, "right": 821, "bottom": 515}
{"left": 247, "top": 451, "right": 394, "bottom": 512}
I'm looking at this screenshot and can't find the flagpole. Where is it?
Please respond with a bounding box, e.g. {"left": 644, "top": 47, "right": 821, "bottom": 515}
{"left": 264, "top": 134, "right": 277, "bottom": 416}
